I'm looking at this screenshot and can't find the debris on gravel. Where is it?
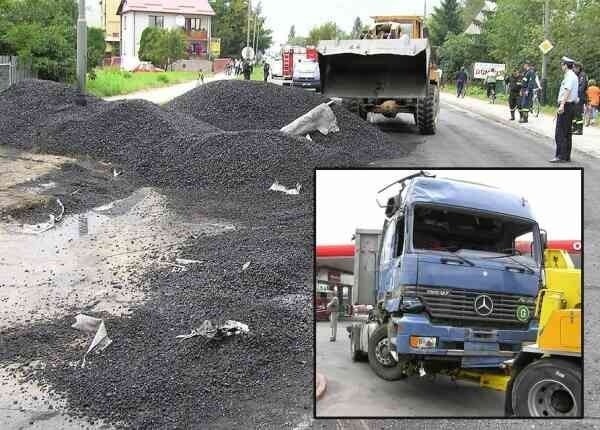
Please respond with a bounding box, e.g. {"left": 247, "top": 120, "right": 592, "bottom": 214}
{"left": 0, "top": 78, "right": 408, "bottom": 428}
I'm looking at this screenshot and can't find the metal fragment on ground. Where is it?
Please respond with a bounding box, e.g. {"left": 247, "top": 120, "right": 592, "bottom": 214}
{"left": 176, "top": 320, "right": 249, "bottom": 341}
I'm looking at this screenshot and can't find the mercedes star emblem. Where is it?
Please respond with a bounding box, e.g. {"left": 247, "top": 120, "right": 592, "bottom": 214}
{"left": 474, "top": 295, "right": 494, "bottom": 316}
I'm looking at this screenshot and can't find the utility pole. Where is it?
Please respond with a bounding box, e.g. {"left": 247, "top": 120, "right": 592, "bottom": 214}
{"left": 253, "top": 9, "right": 259, "bottom": 53}
{"left": 542, "top": 0, "right": 550, "bottom": 104}
{"left": 246, "top": 0, "right": 252, "bottom": 48}
{"left": 76, "top": 0, "right": 88, "bottom": 105}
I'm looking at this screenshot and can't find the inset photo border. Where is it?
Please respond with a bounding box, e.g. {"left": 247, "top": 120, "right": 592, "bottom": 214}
{"left": 313, "top": 168, "right": 583, "bottom": 419}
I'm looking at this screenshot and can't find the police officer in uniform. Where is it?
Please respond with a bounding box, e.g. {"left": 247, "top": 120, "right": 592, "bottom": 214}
{"left": 572, "top": 62, "right": 588, "bottom": 135}
{"left": 551, "top": 57, "right": 579, "bottom": 163}
{"left": 519, "top": 61, "right": 536, "bottom": 123}
{"left": 505, "top": 68, "right": 523, "bottom": 121}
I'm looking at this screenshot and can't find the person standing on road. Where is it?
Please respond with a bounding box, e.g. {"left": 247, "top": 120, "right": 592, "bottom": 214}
{"left": 519, "top": 61, "right": 536, "bottom": 123}
{"left": 326, "top": 292, "right": 339, "bottom": 342}
{"left": 572, "top": 62, "right": 588, "bottom": 135}
{"left": 263, "top": 61, "right": 270, "bottom": 82}
{"left": 456, "top": 67, "right": 468, "bottom": 98}
{"left": 243, "top": 61, "right": 252, "bottom": 80}
{"left": 485, "top": 68, "right": 498, "bottom": 101}
{"left": 551, "top": 57, "right": 579, "bottom": 163}
{"left": 586, "top": 79, "right": 600, "bottom": 126}
{"left": 505, "top": 68, "right": 523, "bottom": 121}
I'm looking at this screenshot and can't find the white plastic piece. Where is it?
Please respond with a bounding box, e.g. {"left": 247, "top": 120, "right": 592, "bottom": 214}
{"left": 269, "top": 181, "right": 302, "bottom": 195}
{"left": 280, "top": 103, "right": 340, "bottom": 137}
{"left": 71, "top": 314, "right": 112, "bottom": 368}
{"left": 242, "top": 261, "right": 251, "bottom": 271}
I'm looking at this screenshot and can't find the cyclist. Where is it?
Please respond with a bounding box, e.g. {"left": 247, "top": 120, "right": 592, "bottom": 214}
{"left": 485, "top": 68, "right": 498, "bottom": 102}
{"left": 456, "top": 67, "right": 468, "bottom": 98}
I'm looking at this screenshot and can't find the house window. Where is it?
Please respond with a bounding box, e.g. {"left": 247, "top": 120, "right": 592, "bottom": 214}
{"left": 185, "top": 18, "right": 203, "bottom": 31}
{"left": 149, "top": 15, "right": 164, "bottom": 28}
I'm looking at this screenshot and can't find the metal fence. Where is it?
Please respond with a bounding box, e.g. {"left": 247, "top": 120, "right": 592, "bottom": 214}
{"left": 0, "top": 55, "right": 35, "bottom": 91}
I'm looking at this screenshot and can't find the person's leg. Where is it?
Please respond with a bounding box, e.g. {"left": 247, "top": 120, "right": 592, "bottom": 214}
{"left": 565, "top": 104, "right": 575, "bottom": 160}
{"left": 332, "top": 314, "right": 337, "bottom": 341}
{"left": 555, "top": 111, "right": 567, "bottom": 160}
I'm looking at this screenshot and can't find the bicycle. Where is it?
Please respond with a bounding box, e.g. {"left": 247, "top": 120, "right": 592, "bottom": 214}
{"left": 532, "top": 88, "right": 541, "bottom": 117}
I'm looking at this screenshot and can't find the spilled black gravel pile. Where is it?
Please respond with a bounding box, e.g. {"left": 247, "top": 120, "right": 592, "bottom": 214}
{"left": 167, "top": 80, "right": 403, "bottom": 157}
{"left": 0, "top": 80, "right": 406, "bottom": 194}
{"left": 166, "top": 79, "right": 330, "bottom": 130}
{"left": 0, "top": 78, "right": 408, "bottom": 428}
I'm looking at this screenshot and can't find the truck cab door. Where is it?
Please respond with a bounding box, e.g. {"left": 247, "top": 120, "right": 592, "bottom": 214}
{"left": 377, "top": 217, "right": 398, "bottom": 301}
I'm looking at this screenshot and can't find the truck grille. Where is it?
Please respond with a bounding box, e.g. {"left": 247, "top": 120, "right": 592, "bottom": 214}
{"left": 404, "top": 286, "right": 536, "bottom": 329}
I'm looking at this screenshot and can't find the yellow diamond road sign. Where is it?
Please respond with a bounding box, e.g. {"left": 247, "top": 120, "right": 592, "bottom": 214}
{"left": 539, "top": 39, "right": 554, "bottom": 55}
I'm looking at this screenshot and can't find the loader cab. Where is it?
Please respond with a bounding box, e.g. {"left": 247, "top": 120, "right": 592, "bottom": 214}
{"left": 370, "top": 15, "right": 424, "bottom": 39}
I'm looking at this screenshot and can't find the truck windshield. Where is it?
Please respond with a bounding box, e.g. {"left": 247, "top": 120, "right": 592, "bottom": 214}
{"left": 411, "top": 205, "right": 540, "bottom": 266}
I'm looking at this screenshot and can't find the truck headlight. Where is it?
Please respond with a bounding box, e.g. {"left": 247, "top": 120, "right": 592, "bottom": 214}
{"left": 409, "top": 336, "right": 437, "bottom": 349}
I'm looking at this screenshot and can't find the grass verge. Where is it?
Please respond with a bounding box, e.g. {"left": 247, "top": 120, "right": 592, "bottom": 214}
{"left": 87, "top": 68, "right": 209, "bottom": 97}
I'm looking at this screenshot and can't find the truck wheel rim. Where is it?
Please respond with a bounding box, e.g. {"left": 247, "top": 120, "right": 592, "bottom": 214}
{"left": 528, "top": 379, "right": 577, "bottom": 416}
{"left": 374, "top": 338, "right": 394, "bottom": 367}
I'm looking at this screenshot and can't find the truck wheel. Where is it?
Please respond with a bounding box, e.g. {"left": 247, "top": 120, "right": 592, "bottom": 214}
{"left": 367, "top": 324, "right": 406, "bottom": 381}
{"left": 511, "top": 358, "right": 581, "bottom": 417}
{"left": 417, "top": 85, "right": 439, "bottom": 135}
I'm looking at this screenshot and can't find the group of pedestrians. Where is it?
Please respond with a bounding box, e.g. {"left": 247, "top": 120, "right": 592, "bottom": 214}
{"left": 503, "top": 61, "right": 542, "bottom": 123}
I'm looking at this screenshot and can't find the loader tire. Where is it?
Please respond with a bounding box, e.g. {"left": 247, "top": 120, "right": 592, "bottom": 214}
{"left": 417, "top": 85, "right": 439, "bottom": 135}
{"left": 511, "top": 358, "right": 581, "bottom": 417}
{"left": 367, "top": 324, "right": 406, "bottom": 381}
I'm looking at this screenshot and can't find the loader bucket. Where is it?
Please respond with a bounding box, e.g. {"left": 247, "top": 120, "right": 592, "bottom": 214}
{"left": 318, "top": 38, "right": 430, "bottom": 99}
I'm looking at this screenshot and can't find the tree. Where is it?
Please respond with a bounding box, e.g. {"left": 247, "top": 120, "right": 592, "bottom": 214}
{"left": 428, "top": 0, "right": 464, "bottom": 46}
{"left": 351, "top": 17, "right": 363, "bottom": 39}
{"left": 0, "top": 0, "right": 77, "bottom": 81}
{"left": 288, "top": 25, "right": 296, "bottom": 42}
{"left": 440, "top": 33, "right": 490, "bottom": 77}
{"left": 209, "top": 0, "right": 272, "bottom": 57}
{"left": 139, "top": 27, "right": 187, "bottom": 70}
{"left": 87, "top": 27, "right": 105, "bottom": 71}
{"left": 139, "top": 27, "right": 166, "bottom": 68}
{"left": 306, "top": 22, "right": 346, "bottom": 45}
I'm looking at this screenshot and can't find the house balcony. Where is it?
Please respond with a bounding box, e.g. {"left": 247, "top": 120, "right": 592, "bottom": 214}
{"left": 185, "top": 30, "right": 208, "bottom": 41}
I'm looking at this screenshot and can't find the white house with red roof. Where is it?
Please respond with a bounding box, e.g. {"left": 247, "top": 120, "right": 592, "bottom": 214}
{"left": 117, "top": 0, "right": 215, "bottom": 70}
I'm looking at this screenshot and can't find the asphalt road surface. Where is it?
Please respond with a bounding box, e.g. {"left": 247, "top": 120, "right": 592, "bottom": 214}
{"left": 310, "top": 101, "right": 599, "bottom": 429}
{"left": 316, "top": 321, "right": 505, "bottom": 417}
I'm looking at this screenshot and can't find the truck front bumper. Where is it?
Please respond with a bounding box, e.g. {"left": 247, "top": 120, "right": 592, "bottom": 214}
{"left": 389, "top": 314, "right": 538, "bottom": 368}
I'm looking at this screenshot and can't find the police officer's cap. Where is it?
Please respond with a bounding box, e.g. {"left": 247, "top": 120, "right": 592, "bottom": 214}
{"left": 561, "top": 56, "right": 575, "bottom": 65}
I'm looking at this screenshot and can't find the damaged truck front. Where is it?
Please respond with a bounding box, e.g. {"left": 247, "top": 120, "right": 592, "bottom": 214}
{"left": 350, "top": 174, "right": 542, "bottom": 381}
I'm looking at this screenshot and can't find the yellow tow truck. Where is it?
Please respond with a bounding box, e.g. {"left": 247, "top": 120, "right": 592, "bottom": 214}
{"left": 457, "top": 245, "right": 582, "bottom": 416}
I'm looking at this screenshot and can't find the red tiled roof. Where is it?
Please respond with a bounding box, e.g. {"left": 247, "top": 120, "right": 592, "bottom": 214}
{"left": 117, "top": 0, "right": 215, "bottom": 16}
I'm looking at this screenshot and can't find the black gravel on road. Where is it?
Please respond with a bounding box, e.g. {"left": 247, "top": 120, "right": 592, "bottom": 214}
{"left": 0, "top": 79, "right": 410, "bottom": 428}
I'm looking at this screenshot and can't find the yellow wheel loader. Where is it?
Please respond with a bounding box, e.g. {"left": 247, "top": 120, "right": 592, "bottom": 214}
{"left": 317, "top": 16, "right": 441, "bottom": 134}
{"left": 456, "top": 247, "right": 582, "bottom": 417}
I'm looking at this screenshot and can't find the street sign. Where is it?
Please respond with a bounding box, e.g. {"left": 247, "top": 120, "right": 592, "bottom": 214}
{"left": 241, "top": 46, "right": 255, "bottom": 61}
{"left": 210, "top": 38, "right": 221, "bottom": 57}
{"left": 539, "top": 39, "right": 554, "bottom": 55}
{"left": 473, "top": 62, "right": 506, "bottom": 80}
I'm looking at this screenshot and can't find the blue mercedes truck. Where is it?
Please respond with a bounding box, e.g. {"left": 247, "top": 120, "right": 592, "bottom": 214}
{"left": 349, "top": 172, "right": 543, "bottom": 380}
